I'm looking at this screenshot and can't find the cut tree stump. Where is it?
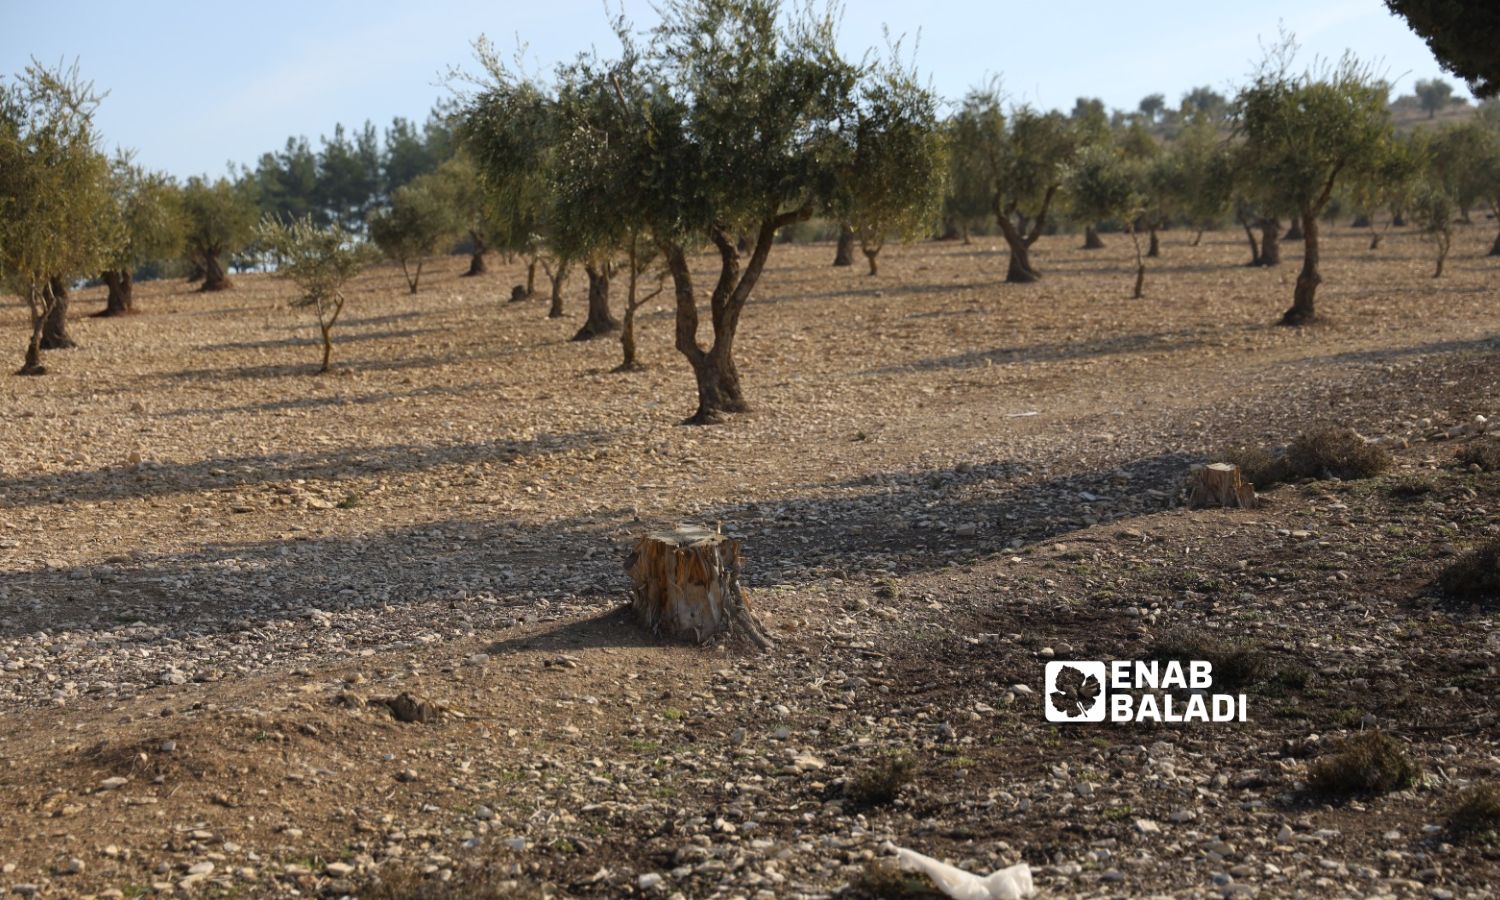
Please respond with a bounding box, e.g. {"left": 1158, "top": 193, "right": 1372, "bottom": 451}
{"left": 1187, "top": 462, "right": 1257, "bottom": 509}
{"left": 624, "top": 526, "right": 773, "bottom": 650}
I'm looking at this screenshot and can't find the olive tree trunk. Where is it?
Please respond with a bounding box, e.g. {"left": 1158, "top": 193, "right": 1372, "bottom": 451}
{"left": 97, "top": 270, "right": 135, "bottom": 316}
{"left": 1146, "top": 226, "right": 1160, "bottom": 258}
{"left": 1256, "top": 218, "right": 1281, "bottom": 267}
{"left": 1280, "top": 212, "right": 1320, "bottom": 326}
{"left": 17, "top": 285, "right": 51, "bottom": 375}
{"left": 544, "top": 259, "right": 570, "bottom": 319}
{"left": 572, "top": 263, "right": 619, "bottom": 341}
{"left": 399, "top": 259, "right": 423, "bottom": 294}
{"left": 41, "top": 277, "right": 76, "bottom": 349}
{"left": 833, "top": 224, "right": 855, "bottom": 266}
{"left": 993, "top": 188, "right": 1055, "bottom": 283}
{"left": 664, "top": 210, "right": 802, "bottom": 424}
{"left": 1082, "top": 224, "right": 1105, "bottom": 250}
{"left": 202, "top": 252, "right": 233, "bottom": 291}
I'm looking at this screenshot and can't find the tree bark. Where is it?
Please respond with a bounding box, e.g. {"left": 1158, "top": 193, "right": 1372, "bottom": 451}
{"left": 1280, "top": 212, "right": 1319, "bottom": 326}
{"left": 1146, "top": 227, "right": 1160, "bottom": 258}
{"left": 1283, "top": 218, "right": 1303, "bottom": 242}
{"left": 860, "top": 232, "right": 883, "bottom": 277}
{"left": 572, "top": 262, "right": 619, "bottom": 341}
{"left": 202, "top": 252, "right": 233, "bottom": 291}
{"left": 17, "top": 286, "right": 49, "bottom": 375}
{"left": 185, "top": 261, "right": 206, "bottom": 283}
{"left": 1187, "top": 463, "right": 1257, "bottom": 509}
{"left": 1369, "top": 232, "right": 1383, "bottom": 251}
{"left": 624, "top": 527, "right": 772, "bottom": 649}
{"left": 1256, "top": 218, "right": 1281, "bottom": 267}
{"left": 663, "top": 217, "right": 785, "bottom": 424}
{"left": 1433, "top": 232, "right": 1451, "bottom": 278}
{"left": 996, "top": 208, "right": 1041, "bottom": 282}
{"left": 400, "top": 260, "right": 422, "bottom": 294}
{"left": 1083, "top": 224, "right": 1104, "bottom": 250}
{"left": 1241, "top": 219, "right": 1262, "bottom": 266}
{"left": 464, "top": 251, "right": 486, "bottom": 276}
{"left": 993, "top": 189, "right": 1054, "bottom": 283}
{"left": 526, "top": 258, "right": 537, "bottom": 295}
{"left": 97, "top": 270, "right": 136, "bottom": 316}
{"left": 545, "top": 259, "right": 570, "bottom": 319}
{"left": 1128, "top": 225, "right": 1146, "bottom": 299}
{"left": 833, "top": 224, "right": 855, "bottom": 266}
{"left": 41, "top": 277, "right": 76, "bottom": 349}
{"left": 1191, "top": 229, "right": 1204, "bottom": 247}
{"left": 1490, "top": 221, "right": 1500, "bottom": 257}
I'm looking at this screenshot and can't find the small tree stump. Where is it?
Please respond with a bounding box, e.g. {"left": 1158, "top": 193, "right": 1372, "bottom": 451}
{"left": 624, "top": 526, "right": 773, "bottom": 649}
{"left": 1187, "top": 462, "right": 1257, "bottom": 509}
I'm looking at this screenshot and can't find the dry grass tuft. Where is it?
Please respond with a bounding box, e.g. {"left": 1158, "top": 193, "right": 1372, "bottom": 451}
{"left": 1146, "top": 629, "right": 1267, "bottom": 690}
{"left": 1437, "top": 539, "right": 1500, "bottom": 606}
{"left": 1280, "top": 426, "right": 1391, "bottom": 481}
{"left": 1306, "top": 731, "right": 1421, "bottom": 798}
{"left": 1447, "top": 783, "right": 1500, "bottom": 844}
{"left": 845, "top": 752, "right": 917, "bottom": 808}
{"left": 1457, "top": 441, "right": 1500, "bottom": 472}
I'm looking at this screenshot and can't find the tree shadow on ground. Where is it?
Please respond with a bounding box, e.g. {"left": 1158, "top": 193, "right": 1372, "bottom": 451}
{"left": 1300, "top": 336, "right": 1499, "bottom": 367}
{"left": 195, "top": 326, "right": 452, "bottom": 353}
{"left": 861, "top": 326, "right": 1261, "bottom": 376}
{"left": 155, "top": 380, "right": 496, "bottom": 419}
{"left": 0, "top": 430, "right": 612, "bottom": 509}
{"left": 0, "top": 450, "right": 1192, "bottom": 641}
{"left": 484, "top": 605, "right": 667, "bottom": 655}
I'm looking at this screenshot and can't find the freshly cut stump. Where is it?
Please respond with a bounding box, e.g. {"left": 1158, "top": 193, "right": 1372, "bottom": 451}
{"left": 1187, "top": 462, "right": 1257, "bottom": 509}
{"left": 625, "top": 526, "right": 773, "bottom": 649}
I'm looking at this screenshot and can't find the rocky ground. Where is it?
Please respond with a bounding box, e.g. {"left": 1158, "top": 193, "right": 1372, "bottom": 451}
{"left": 0, "top": 227, "right": 1498, "bottom": 898}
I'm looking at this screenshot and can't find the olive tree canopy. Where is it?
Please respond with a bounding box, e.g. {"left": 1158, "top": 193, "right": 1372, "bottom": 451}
{"left": 0, "top": 60, "right": 112, "bottom": 374}
{"left": 1234, "top": 48, "right": 1390, "bottom": 324}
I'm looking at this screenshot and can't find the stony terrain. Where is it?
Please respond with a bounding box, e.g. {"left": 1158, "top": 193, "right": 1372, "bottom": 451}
{"left": 0, "top": 226, "right": 1498, "bottom": 898}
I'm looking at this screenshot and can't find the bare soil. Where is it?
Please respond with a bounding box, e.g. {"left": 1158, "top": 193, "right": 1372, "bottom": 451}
{"left": 1, "top": 225, "right": 1498, "bottom": 898}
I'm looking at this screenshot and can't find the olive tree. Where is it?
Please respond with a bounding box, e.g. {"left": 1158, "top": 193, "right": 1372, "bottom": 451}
{"left": 1169, "top": 117, "right": 1234, "bottom": 245}
{"left": 457, "top": 55, "right": 568, "bottom": 308}
{"left": 833, "top": 56, "right": 947, "bottom": 276}
{"left": 1235, "top": 49, "right": 1390, "bottom": 324}
{"left": 181, "top": 175, "right": 257, "bottom": 291}
{"left": 426, "top": 154, "right": 503, "bottom": 278}
{"left": 1414, "top": 78, "right": 1457, "bottom": 118}
{"left": 1344, "top": 135, "right": 1422, "bottom": 250}
{"left": 1410, "top": 180, "right": 1456, "bottom": 277}
{"left": 492, "top": 0, "right": 944, "bottom": 423}
{"left": 951, "top": 87, "right": 1076, "bottom": 282}
{"left": 368, "top": 181, "right": 450, "bottom": 293}
{"left": 0, "top": 61, "right": 112, "bottom": 375}
{"left": 256, "top": 217, "right": 375, "bottom": 373}
{"left": 1427, "top": 120, "right": 1500, "bottom": 251}
{"left": 1067, "top": 145, "right": 1148, "bottom": 298}
{"left": 97, "top": 155, "right": 183, "bottom": 316}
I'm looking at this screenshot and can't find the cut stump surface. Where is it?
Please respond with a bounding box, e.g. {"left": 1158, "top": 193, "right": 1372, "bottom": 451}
{"left": 1187, "top": 462, "right": 1257, "bottom": 509}
{"left": 625, "top": 527, "right": 773, "bottom": 650}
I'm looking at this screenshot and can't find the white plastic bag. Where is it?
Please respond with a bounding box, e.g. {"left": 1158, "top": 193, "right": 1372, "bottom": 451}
{"left": 894, "top": 847, "right": 1036, "bottom": 900}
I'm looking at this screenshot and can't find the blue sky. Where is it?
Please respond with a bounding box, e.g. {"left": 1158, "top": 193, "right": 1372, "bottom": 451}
{"left": 0, "top": 0, "right": 1471, "bottom": 180}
